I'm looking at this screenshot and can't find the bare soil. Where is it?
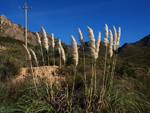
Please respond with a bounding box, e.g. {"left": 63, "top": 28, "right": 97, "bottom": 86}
{"left": 12, "top": 65, "right": 65, "bottom": 86}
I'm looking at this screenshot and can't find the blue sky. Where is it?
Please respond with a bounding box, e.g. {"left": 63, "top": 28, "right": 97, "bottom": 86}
{"left": 0, "top": 0, "right": 150, "bottom": 46}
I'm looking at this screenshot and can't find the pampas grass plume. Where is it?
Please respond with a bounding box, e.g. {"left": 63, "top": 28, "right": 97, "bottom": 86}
{"left": 71, "top": 35, "right": 79, "bottom": 67}
{"left": 59, "top": 39, "right": 66, "bottom": 64}
{"left": 114, "top": 27, "right": 121, "bottom": 51}
{"left": 104, "top": 24, "right": 109, "bottom": 47}
{"left": 22, "top": 44, "right": 31, "bottom": 61}
{"left": 117, "top": 27, "right": 121, "bottom": 43}
{"left": 113, "top": 26, "right": 117, "bottom": 44}
{"left": 30, "top": 49, "right": 38, "bottom": 65}
{"left": 40, "top": 26, "right": 49, "bottom": 51}
{"left": 78, "top": 28, "right": 84, "bottom": 46}
{"left": 104, "top": 24, "right": 108, "bottom": 39}
{"left": 51, "top": 33, "right": 55, "bottom": 48}
{"left": 58, "top": 39, "right": 61, "bottom": 54}
{"left": 35, "top": 32, "right": 41, "bottom": 46}
{"left": 61, "top": 46, "right": 66, "bottom": 64}
{"left": 95, "top": 31, "right": 101, "bottom": 59}
{"left": 113, "top": 26, "right": 118, "bottom": 51}
{"left": 109, "top": 30, "right": 113, "bottom": 58}
{"left": 87, "top": 26, "right": 96, "bottom": 59}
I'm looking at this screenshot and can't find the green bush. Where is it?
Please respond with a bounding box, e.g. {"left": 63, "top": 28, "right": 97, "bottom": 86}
{"left": 65, "top": 54, "right": 74, "bottom": 66}
{"left": 115, "top": 61, "right": 136, "bottom": 78}
{"left": 0, "top": 54, "right": 22, "bottom": 82}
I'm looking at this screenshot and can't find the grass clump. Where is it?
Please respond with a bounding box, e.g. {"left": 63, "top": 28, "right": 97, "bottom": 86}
{"left": 0, "top": 53, "right": 22, "bottom": 82}
{"left": 0, "top": 25, "right": 150, "bottom": 113}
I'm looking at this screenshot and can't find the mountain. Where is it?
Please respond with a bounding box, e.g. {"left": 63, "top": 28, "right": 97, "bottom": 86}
{"left": 117, "top": 35, "right": 150, "bottom": 77}
{"left": 118, "top": 34, "right": 150, "bottom": 53}
{"left": 0, "top": 14, "right": 54, "bottom": 46}
{"left": 134, "top": 34, "right": 150, "bottom": 47}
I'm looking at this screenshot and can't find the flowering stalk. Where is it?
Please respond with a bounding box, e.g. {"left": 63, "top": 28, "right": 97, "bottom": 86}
{"left": 35, "top": 32, "right": 41, "bottom": 46}
{"left": 35, "top": 32, "right": 45, "bottom": 67}
{"left": 105, "top": 30, "right": 113, "bottom": 93}
{"left": 87, "top": 26, "right": 95, "bottom": 88}
{"left": 103, "top": 24, "right": 109, "bottom": 77}
{"left": 40, "top": 27, "right": 52, "bottom": 98}
{"left": 70, "top": 35, "right": 78, "bottom": 110}
{"left": 94, "top": 31, "right": 101, "bottom": 93}
{"left": 30, "top": 49, "right": 38, "bottom": 66}
{"left": 101, "top": 24, "right": 109, "bottom": 101}
{"left": 95, "top": 31, "right": 101, "bottom": 59}
{"left": 58, "top": 39, "right": 62, "bottom": 68}
{"left": 51, "top": 33, "right": 56, "bottom": 86}
{"left": 87, "top": 26, "right": 96, "bottom": 59}
{"left": 58, "top": 39, "right": 62, "bottom": 89}
{"left": 113, "top": 26, "right": 117, "bottom": 51}
{"left": 51, "top": 33, "right": 55, "bottom": 66}
{"left": 40, "top": 26, "right": 49, "bottom": 65}
{"left": 109, "top": 30, "right": 113, "bottom": 58}
{"left": 78, "top": 28, "right": 87, "bottom": 99}
{"left": 40, "top": 27, "right": 49, "bottom": 51}
{"left": 111, "top": 27, "right": 121, "bottom": 85}
{"left": 113, "top": 27, "right": 121, "bottom": 67}
{"left": 78, "top": 28, "right": 84, "bottom": 48}
{"left": 87, "top": 26, "right": 97, "bottom": 109}
{"left": 22, "top": 44, "right": 38, "bottom": 96}
{"left": 71, "top": 35, "right": 78, "bottom": 67}
{"left": 60, "top": 42, "right": 66, "bottom": 65}
{"left": 51, "top": 33, "right": 55, "bottom": 48}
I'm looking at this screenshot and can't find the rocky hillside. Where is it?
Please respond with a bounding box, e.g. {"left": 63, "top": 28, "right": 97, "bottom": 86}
{"left": 118, "top": 34, "right": 150, "bottom": 53}
{"left": 134, "top": 34, "right": 150, "bottom": 47}
{"left": 117, "top": 35, "right": 150, "bottom": 68}
{"left": 0, "top": 14, "right": 54, "bottom": 46}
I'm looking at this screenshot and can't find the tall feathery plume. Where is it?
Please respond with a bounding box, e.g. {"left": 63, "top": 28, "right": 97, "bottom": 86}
{"left": 35, "top": 32, "right": 41, "bottom": 46}
{"left": 61, "top": 46, "right": 66, "bottom": 64}
{"left": 51, "top": 33, "right": 55, "bottom": 66}
{"left": 51, "top": 33, "right": 56, "bottom": 85}
{"left": 59, "top": 39, "right": 66, "bottom": 64}
{"left": 30, "top": 49, "right": 38, "bottom": 65}
{"left": 29, "top": 49, "right": 39, "bottom": 78}
{"left": 22, "top": 44, "right": 31, "bottom": 61}
{"left": 87, "top": 26, "right": 96, "bottom": 59}
{"left": 87, "top": 26, "right": 97, "bottom": 101}
{"left": 70, "top": 35, "right": 79, "bottom": 109}
{"left": 109, "top": 30, "right": 113, "bottom": 58}
{"left": 78, "top": 28, "right": 84, "bottom": 47}
{"left": 78, "top": 28, "right": 87, "bottom": 101}
{"left": 40, "top": 27, "right": 51, "bottom": 95}
{"left": 101, "top": 24, "right": 109, "bottom": 101}
{"left": 117, "top": 27, "right": 121, "bottom": 48}
{"left": 22, "top": 44, "right": 38, "bottom": 95}
{"left": 58, "top": 39, "right": 61, "bottom": 55}
{"left": 104, "top": 24, "right": 109, "bottom": 47}
{"left": 110, "top": 27, "right": 121, "bottom": 91}
{"left": 51, "top": 33, "right": 55, "bottom": 48}
{"left": 40, "top": 26, "right": 49, "bottom": 51}
{"left": 94, "top": 31, "right": 101, "bottom": 94}
{"left": 95, "top": 31, "right": 101, "bottom": 59}
{"left": 113, "top": 26, "right": 118, "bottom": 51}
{"left": 58, "top": 39, "right": 62, "bottom": 69}
{"left": 71, "top": 35, "right": 79, "bottom": 67}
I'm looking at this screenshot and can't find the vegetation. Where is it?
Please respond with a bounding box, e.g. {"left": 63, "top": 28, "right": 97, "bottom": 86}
{"left": 0, "top": 25, "right": 150, "bottom": 113}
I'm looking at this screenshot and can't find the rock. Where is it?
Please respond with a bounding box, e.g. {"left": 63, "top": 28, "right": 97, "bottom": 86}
{"left": 0, "top": 14, "right": 55, "bottom": 46}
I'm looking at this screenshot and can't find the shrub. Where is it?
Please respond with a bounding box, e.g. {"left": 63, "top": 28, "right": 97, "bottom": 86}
{"left": 0, "top": 54, "right": 22, "bottom": 82}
